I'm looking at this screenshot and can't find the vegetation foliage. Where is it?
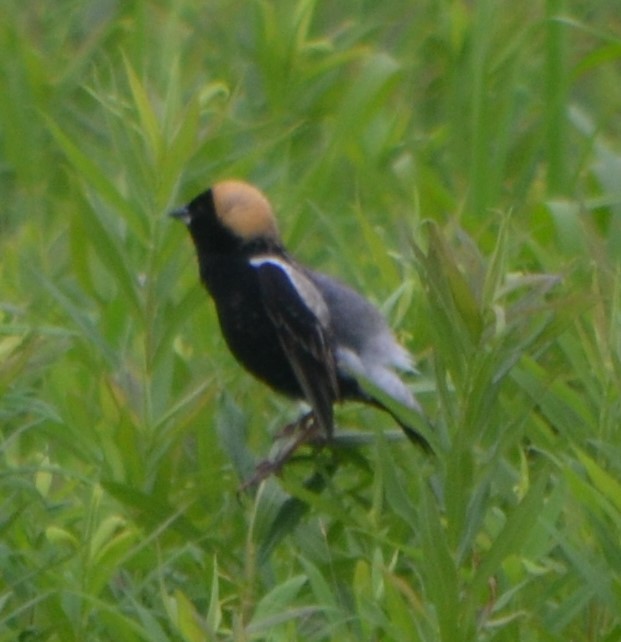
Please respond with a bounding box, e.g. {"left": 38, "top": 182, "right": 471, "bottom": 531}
{"left": 1, "top": 0, "right": 621, "bottom": 640}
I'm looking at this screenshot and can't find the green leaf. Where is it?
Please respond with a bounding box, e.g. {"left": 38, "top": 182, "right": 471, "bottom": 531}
{"left": 574, "top": 448, "right": 621, "bottom": 516}
{"left": 101, "top": 481, "right": 202, "bottom": 540}
{"left": 45, "top": 117, "right": 134, "bottom": 219}
{"left": 468, "top": 467, "right": 550, "bottom": 608}
{"left": 420, "top": 486, "right": 460, "bottom": 641}
{"left": 123, "top": 55, "right": 163, "bottom": 163}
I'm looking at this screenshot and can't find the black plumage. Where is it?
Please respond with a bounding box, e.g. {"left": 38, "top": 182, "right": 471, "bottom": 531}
{"left": 171, "top": 180, "right": 427, "bottom": 447}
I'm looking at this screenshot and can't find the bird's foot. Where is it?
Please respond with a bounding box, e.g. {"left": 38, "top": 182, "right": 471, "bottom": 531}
{"left": 240, "top": 412, "right": 326, "bottom": 491}
{"left": 238, "top": 459, "right": 284, "bottom": 492}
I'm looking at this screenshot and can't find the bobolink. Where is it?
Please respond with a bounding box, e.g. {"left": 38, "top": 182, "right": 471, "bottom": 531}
{"left": 171, "top": 180, "right": 428, "bottom": 455}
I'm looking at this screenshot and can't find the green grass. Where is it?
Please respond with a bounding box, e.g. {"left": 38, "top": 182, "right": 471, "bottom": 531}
{"left": 2, "top": 0, "right": 621, "bottom": 640}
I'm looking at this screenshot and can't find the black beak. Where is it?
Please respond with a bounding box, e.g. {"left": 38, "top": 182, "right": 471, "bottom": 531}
{"left": 169, "top": 206, "right": 191, "bottom": 224}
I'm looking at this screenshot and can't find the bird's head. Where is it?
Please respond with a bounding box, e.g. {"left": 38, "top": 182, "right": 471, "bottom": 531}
{"left": 170, "top": 180, "right": 281, "bottom": 254}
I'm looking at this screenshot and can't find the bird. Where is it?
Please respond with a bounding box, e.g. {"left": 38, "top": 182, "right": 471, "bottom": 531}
{"left": 170, "top": 180, "right": 429, "bottom": 463}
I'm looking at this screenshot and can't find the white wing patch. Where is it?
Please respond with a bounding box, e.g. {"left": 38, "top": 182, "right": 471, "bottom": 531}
{"left": 249, "top": 256, "right": 331, "bottom": 327}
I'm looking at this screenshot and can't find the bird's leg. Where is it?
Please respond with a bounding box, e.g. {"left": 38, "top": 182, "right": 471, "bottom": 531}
{"left": 273, "top": 410, "right": 315, "bottom": 440}
{"left": 270, "top": 411, "right": 324, "bottom": 459}
{"left": 240, "top": 412, "right": 326, "bottom": 490}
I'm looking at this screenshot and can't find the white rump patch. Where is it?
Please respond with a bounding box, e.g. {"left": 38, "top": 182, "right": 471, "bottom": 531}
{"left": 336, "top": 346, "right": 421, "bottom": 411}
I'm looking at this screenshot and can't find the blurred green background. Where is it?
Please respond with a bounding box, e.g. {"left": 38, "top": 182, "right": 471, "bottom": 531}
{"left": 1, "top": 1, "right": 621, "bottom": 640}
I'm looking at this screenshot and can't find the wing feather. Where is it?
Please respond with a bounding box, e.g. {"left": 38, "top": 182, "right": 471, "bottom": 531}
{"left": 251, "top": 256, "right": 339, "bottom": 436}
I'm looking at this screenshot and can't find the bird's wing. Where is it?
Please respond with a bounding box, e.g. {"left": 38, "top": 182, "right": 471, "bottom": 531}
{"left": 250, "top": 256, "right": 339, "bottom": 437}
